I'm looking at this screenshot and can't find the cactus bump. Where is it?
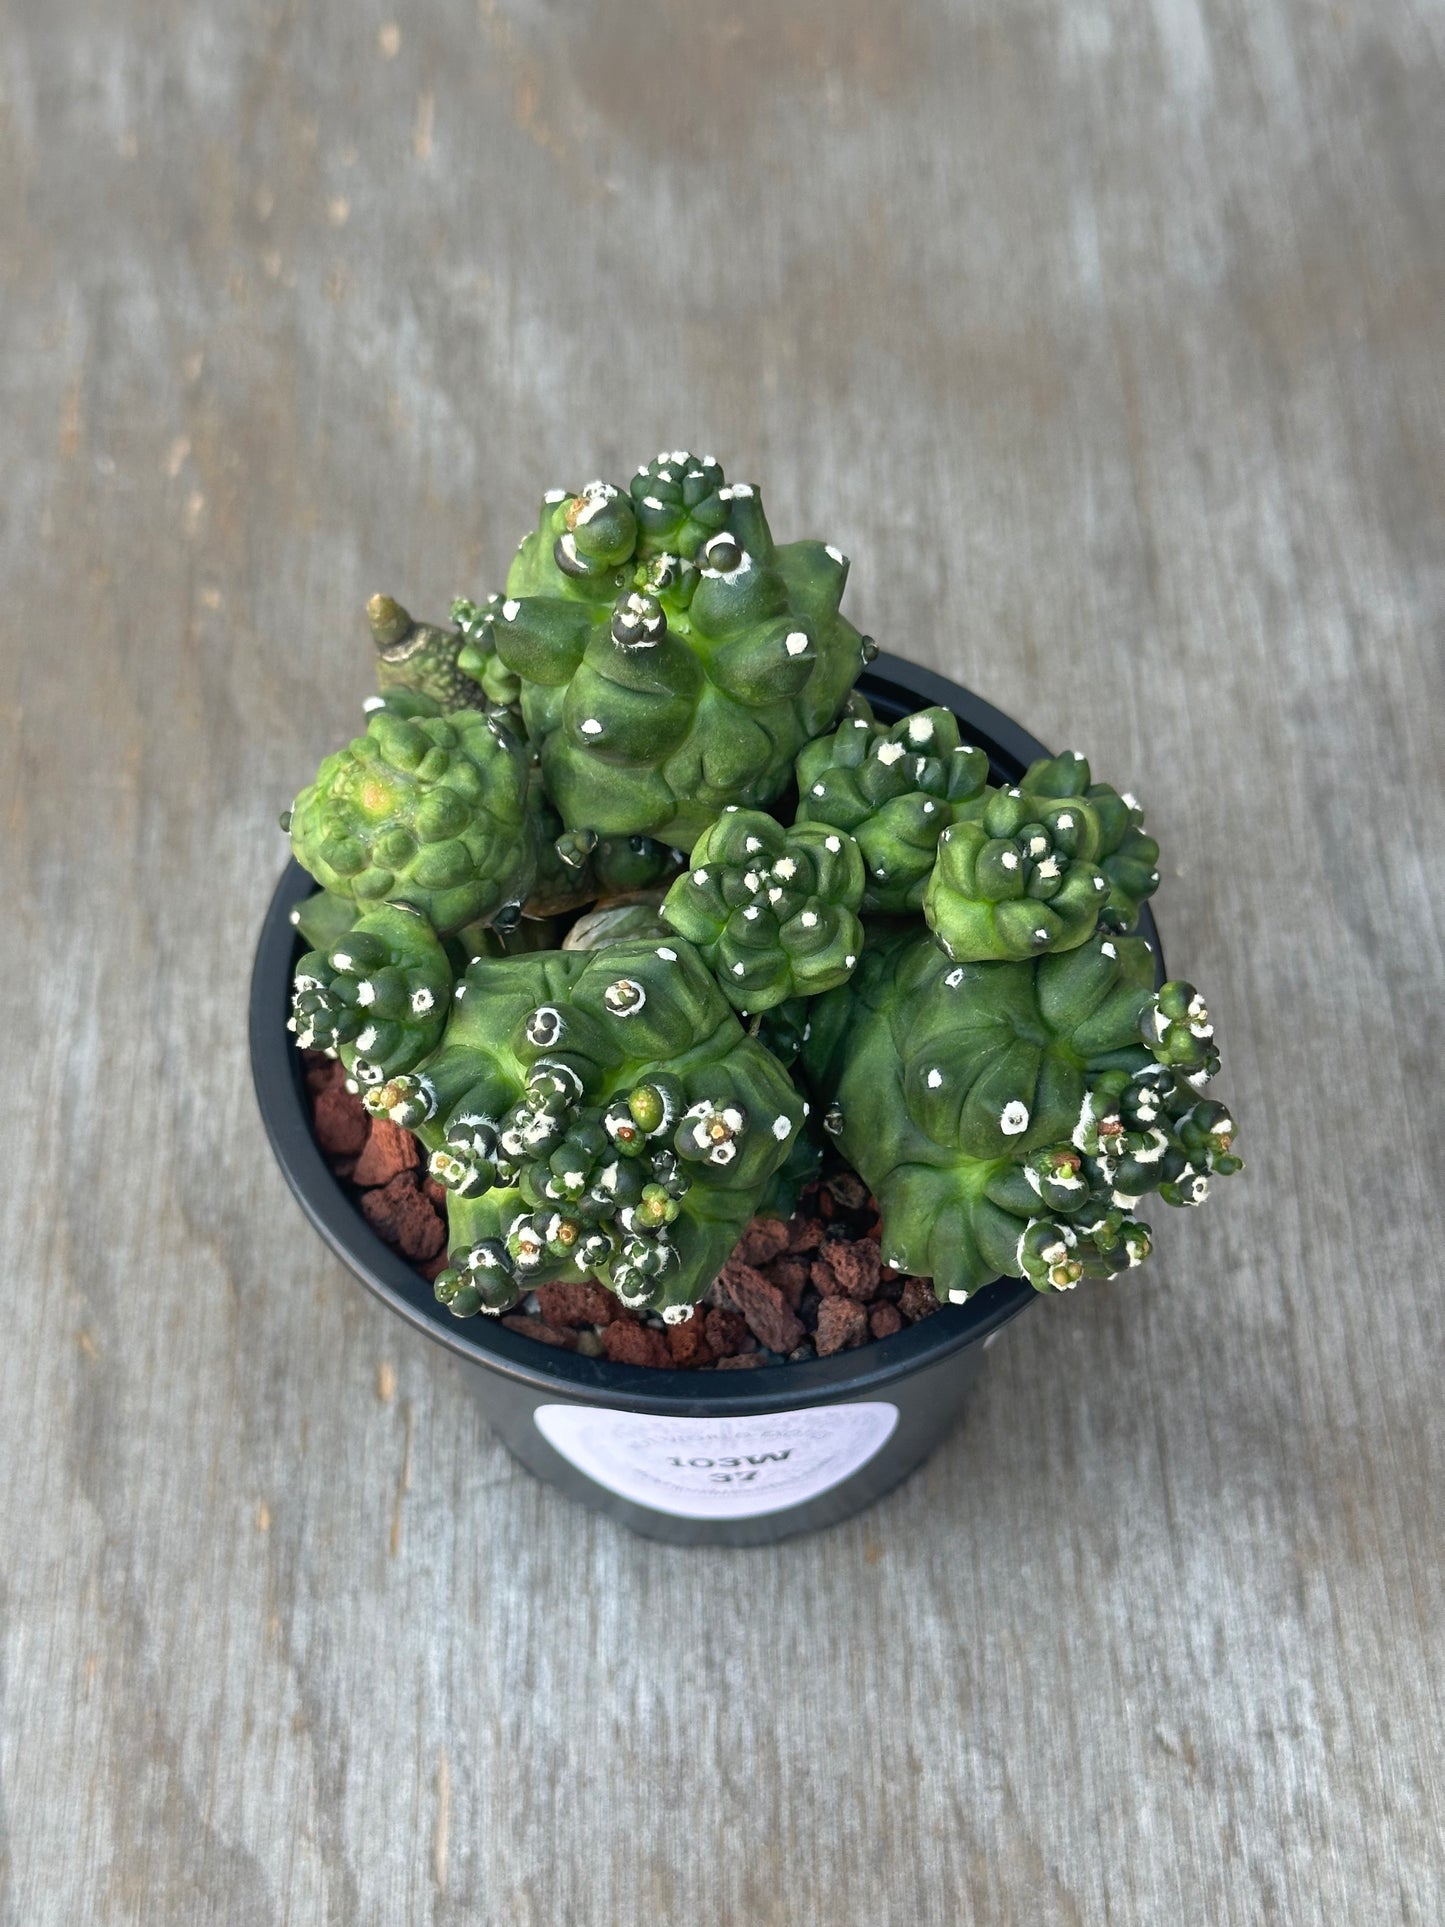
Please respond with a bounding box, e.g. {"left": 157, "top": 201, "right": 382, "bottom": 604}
{"left": 661, "top": 807, "right": 865, "bottom": 1013}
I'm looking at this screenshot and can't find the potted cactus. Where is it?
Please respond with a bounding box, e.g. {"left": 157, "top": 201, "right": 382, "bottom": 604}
{"left": 252, "top": 450, "right": 1241, "bottom": 1544}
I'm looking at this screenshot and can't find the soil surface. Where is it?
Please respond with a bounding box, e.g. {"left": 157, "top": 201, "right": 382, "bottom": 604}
{"left": 303, "top": 1052, "right": 942, "bottom": 1369}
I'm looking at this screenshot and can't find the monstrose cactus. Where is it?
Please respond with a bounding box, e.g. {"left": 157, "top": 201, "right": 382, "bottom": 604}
{"left": 281, "top": 449, "right": 1241, "bottom": 1333}
{"left": 802, "top": 930, "right": 1239, "bottom": 1301}
{"left": 661, "top": 807, "right": 866, "bottom": 1013}
{"left": 286, "top": 700, "right": 537, "bottom": 933}
{"left": 481, "top": 453, "right": 873, "bottom": 846}
{"left": 367, "top": 940, "right": 803, "bottom": 1318}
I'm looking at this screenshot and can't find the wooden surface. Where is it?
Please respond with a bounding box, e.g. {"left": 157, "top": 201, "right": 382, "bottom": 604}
{"left": 3, "top": 1, "right": 1442, "bottom": 1920}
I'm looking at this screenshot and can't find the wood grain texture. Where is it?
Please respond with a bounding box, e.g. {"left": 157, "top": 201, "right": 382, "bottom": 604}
{"left": 2, "top": 0, "right": 1442, "bottom": 1919}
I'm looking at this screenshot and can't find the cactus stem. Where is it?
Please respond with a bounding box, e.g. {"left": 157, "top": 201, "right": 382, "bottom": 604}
{"left": 366, "top": 593, "right": 412, "bottom": 650}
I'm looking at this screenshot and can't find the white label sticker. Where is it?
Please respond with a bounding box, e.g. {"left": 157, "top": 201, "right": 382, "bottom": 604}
{"left": 533, "top": 1401, "right": 899, "bottom": 1520}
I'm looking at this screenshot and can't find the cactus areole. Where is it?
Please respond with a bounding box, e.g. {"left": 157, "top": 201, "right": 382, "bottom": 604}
{"left": 258, "top": 455, "right": 1242, "bottom": 1435}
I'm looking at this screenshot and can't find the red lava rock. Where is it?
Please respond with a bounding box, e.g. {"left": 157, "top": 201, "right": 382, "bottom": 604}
{"left": 716, "top": 1259, "right": 805, "bottom": 1356}
{"left": 601, "top": 1321, "right": 673, "bottom": 1370}
{"left": 535, "top": 1280, "right": 621, "bottom": 1328}
{"left": 703, "top": 1308, "right": 755, "bottom": 1357}
{"left": 736, "top": 1217, "right": 792, "bottom": 1266}
{"left": 307, "top": 1063, "right": 930, "bottom": 1367}
{"left": 352, "top": 1118, "right": 421, "bottom": 1187}
{"left": 501, "top": 1314, "right": 577, "bottom": 1350}
{"left": 825, "top": 1170, "right": 870, "bottom": 1211}
{"left": 787, "top": 1216, "right": 826, "bottom": 1253}
{"left": 358, "top": 1171, "right": 445, "bottom": 1262}
{"left": 303, "top": 1052, "right": 345, "bottom": 1096}
{"left": 665, "top": 1313, "right": 715, "bottom": 1368}
{"left": 899, "top": 1277, "right": 942, "bottom": 1322}
{"left": 815, "top": 1295, "right": 868, "bottom": 1356}
{"left": 313, "top": 1081, "right": 369, "bottom": 1158}
{"left": 868, "top": 1302, "right": 904, "bottom": 1340}
{"left": 811, "top": 1237, "right": 882, "bottom": 1303}
{"left": 762, "top": 1255, "right": 811, "bottom": 1309}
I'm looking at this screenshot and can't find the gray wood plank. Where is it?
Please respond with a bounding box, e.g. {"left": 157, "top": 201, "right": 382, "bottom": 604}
{"left": 2, "top": 0, "right": 1442, "bottom": 1919}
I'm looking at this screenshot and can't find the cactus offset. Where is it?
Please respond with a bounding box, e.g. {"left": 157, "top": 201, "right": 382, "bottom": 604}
{"left": 288, "top": 701, "right": 537, "bottom": 933}
{"left": 661, "top": 808, "right": 865, "bottom": 1013}
{"left": 923, "top": 786, "right": 1109, "bottom": 961}
{"left": 450, "top": 596, "right": 524, "bottom": 712}
{"left": 794, "top": 703, "right": 990, "bottom": 911}
{"left": 1013, "top": 751, "right": 1161, "bottom": 934}
{"left": 488, "top": 454, "right": 870, "bottom": 847}
{"left": 366, "top": 940, "right": 803, "bottom": 1318}
{"left": 801, "top": 929, "right": 1242, "bottom": 1302}
{"left": 289, "top": 903, "right": 451, "bottom": 1085}
{"left": 368, "top": 595, "right": 487, "bottom": 711}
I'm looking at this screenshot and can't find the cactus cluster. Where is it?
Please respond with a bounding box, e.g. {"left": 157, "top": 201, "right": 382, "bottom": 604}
{"left": 365, "top": 941, "right": 802, "bottom": 1320}
{"left": 801, "top": 930, "right": 1239, "bottom": 1302}
{"left": 281, "top": 450, "right": 1240, "bottom": 1328}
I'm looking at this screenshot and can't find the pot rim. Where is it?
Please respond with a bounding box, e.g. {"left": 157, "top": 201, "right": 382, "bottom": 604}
{"left": 249, "top": 654, "right": 1163, "bottom": 1417}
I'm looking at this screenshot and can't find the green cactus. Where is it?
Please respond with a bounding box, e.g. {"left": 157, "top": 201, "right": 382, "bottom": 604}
{"left": 794, "top": 703, "right": 991, "bottom": 911}
{"left": 288, "top": 903, "right": 451, "bottom": 1085}
{"left": 450, "top": 596, "right": 524, "bottom": 711}
{"left": 288, "top": 702, "right": 537, "bottom": 934}
{"left": 368, "top": 595, "right": 487, "bottom": 711}
{"left": 523, "top": 782, "right": 681, "bottom": 918}
{"left": 487, "top": 454, "right": 871, "bottom": 847}
{"left": 923, "top": 786, "right": 1109, "bottom": 961}
{"left": 366, "top": 939, "right": 804, "bottom": 1318}
{"left": 280, "top": 453, "right": 1242, "bottom": 1340}
{"left": 661, "top": 807, "right": 865, "bottom": 1014}
{"left": 1014, "top": 750, "right": 1161, "bottom": 933}
{"left": 802, "top": 928, "right": 1241, "bottom": 1303}
{"left": 288, "top": 888, "right": 359, "bottom": 954}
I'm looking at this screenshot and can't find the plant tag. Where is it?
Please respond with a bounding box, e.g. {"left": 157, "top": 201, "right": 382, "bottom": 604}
{"left": 533, "top": 1400, "right": 899, "bottom": 1520}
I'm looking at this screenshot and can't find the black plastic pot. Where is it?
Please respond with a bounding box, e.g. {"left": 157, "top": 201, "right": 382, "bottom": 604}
{"left": 250, "top": 657, "right": 1164, "bottom": 1545}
